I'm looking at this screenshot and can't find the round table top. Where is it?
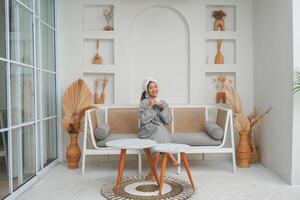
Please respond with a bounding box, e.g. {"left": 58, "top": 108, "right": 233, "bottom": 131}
{"left": 106, "top": 138, "right": 157, "bottom": 150}
{"left": 151, "top": 143, "right": 191, "bottom": 153}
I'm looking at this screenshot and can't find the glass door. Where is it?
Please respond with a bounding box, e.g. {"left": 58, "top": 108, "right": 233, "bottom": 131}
{"left": 0, "top": 0, "right": 58, "bottom": 199}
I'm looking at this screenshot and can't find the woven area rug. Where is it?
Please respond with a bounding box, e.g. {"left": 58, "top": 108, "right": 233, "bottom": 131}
{"left": 101, "top": 176, "right": 194, "bottom": 200}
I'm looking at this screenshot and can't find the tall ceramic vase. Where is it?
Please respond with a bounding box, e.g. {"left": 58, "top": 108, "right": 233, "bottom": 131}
{"left": 66, "top": 133, "right": 81, "bottom": 169}
{"left": 237, "top": 131, "right": 252, "bottom": 168}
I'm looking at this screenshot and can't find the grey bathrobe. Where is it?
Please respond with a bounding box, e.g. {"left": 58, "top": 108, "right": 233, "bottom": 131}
{"left": 139, "top": 98, "right": 172, "bottom": 143}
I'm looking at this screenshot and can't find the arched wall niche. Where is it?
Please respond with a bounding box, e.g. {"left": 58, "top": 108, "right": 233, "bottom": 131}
{"left": 129, "top": 5, "right": 190, "bottom": 104}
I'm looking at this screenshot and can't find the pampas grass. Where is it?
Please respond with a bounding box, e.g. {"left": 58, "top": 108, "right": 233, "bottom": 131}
{"left": 222, "top": 78, "right": 250, "bottom": 132}
{"left": 62, "top": 79, "right": 93, "bottom": 134}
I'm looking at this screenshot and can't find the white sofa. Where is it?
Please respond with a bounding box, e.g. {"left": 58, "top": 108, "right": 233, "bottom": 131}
{"left": 81, "top": 105, "right": 236, "bottom": 175}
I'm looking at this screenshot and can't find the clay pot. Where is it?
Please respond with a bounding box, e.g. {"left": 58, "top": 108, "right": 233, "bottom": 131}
{"left": 214, "top": 19, "right": 225, "bottom": 31}
{"left": 66, "top": 133, "right": 81, "bottom": 169}
{"left": 236, "top": 131, "right": 252, "bottom": 168}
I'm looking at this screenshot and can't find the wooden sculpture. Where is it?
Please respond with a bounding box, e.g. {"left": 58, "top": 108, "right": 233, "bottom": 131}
{"left": 95, "top": 77, "right": 109, "bottom": 104}
{"left": 213, "top": 10, "right": 226, "bottom": 31}
{"left": 215, "top": 40, "right": 224, "bottom": 64}
{"left": 93, "top": 40, "right": 103, "bottom": 64}
{"left": 103, "top": 8, "right": 114, "bottom": 31}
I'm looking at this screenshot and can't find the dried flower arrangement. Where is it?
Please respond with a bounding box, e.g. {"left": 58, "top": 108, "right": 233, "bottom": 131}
{"left": 62, "top": 79, "right": 94, "bottom": 169}
{"left": 222, "top": 77, "right": 271, "bottom": 132}
{"left": 62, "top": 79, "right": 93, "bottom": 134}
{"left": 103, "top": 8, "right": 114, "bottom": 31}
{"left": 95, "top": 76, "right": 109, "bottom": 104}
{"left": 212, "top": 10, "right": 227, "bottom": 20}
{"left": 213, "top": 75, "right": 231, "bottom": 103}
{"left": 222, "top": 76, "right": 271, "bottom": 166}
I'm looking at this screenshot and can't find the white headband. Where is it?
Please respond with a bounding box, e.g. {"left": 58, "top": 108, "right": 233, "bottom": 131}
{"left": 143, "top": 77, "right": 158, "bottom": 96}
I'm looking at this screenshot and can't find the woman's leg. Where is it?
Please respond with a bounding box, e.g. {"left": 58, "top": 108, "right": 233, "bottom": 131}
{"left": 146, "top": 152, "right": 160, "bottom": 180}
{"left": 167, "top": 153, "right": 179, "bottom": 167}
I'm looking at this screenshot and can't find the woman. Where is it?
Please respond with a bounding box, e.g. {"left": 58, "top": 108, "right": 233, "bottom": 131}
{"left": 139, "top": 77, "right": 178, "bottom": 179}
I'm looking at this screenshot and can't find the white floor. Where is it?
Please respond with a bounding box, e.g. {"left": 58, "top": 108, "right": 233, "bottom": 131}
{"left": 17, "top": 157, "right": 300, "bottom": 200}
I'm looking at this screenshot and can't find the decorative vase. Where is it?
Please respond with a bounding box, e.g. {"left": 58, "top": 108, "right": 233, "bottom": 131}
{"left": 214, "top": 19, "right": 225, "bottom": 31}
{"left": 66, "top": 133, "right": 81, "bottom": 169}
{"left": 216, "top": 92, "right": 226, "bottom": 103}
{"left": 103, "top": 25, "right": 114, "bottom": 31}
{"left": 237, "top": 131, "right": 252, "bottom": 168}
{"left": 215, "top": 40, "right": 224, "bottom": 64}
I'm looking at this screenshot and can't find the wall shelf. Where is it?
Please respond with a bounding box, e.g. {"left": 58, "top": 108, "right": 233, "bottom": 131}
{"left": 206, "top": 5, "right": 236, "bottom": 31}
{"left": 83, "top": 31, "right": 116, "bottom": 39}
{"left": 205, "top": 72, "right": 236, "bottom": 104}
{"left": 83, "top": 4, "right": 114, "bottom": 32}
{"left": 205, "top": 39, "right": 236, "bottom": 64}
{"left": 83, "top": 38, "right": 115, "bottom": 65}
{"left": 203, "top": 31, "right": 237, "bottom": 39}
{"left": 83, "top": 72, "right": 115, "bottom": 104}
{"left": 204, "top": 64, "right": 238, "bottom": 72}
{"left": 83, "top": 64, "right": 115, "bottom": 74}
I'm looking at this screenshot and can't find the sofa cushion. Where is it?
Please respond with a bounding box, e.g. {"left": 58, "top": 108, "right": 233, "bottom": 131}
{"left": 204, "top": 121, "right": 224, "bottom": 140}
{"left": 173, "top": 108, "right": 206, "bottom": 132}
{"left": 94, "top": 123, "right": 111, "bottom": 140}
{"left": 108, "top": 108, "right": 139, "bottom": 133}
{"left": 97, "top": 133, "right": 139, "bottom": 147}
{"left": 171, "top": 132, "right": 222, "bottom": 146}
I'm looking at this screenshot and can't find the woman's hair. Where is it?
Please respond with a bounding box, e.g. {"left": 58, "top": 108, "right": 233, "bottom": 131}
{"left": 140, "top": 91, "right": 147, "bottom": 101}
{"left": 140, "top": 81, "right": 153, "bottom": 101}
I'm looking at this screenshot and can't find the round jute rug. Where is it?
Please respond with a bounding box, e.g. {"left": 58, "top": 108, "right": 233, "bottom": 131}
{"left": 101, "top": 176, "right": 194, "bottom": 200}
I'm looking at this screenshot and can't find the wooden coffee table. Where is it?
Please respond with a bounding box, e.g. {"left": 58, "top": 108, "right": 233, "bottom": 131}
{"left": 152, "top": 143, "right": 196, "bottom": 195}
{"left": 106, "top": 138, "right": 160, "bottom": 195}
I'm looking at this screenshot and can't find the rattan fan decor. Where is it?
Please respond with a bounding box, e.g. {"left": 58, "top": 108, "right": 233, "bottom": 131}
{"left": 62, "top": 79, "right": 93, "bottom": 169}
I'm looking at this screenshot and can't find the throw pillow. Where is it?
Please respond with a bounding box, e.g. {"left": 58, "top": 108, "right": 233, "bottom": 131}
{"left": 94, "top": 123, "right": 110, "bottom": 140}
{"left": 204, "top": 121, "right": 224, "bottom": 140}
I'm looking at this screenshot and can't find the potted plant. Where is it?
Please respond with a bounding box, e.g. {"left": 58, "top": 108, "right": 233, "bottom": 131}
{"left": 293, "top": 71, "right": 300, "bottom": 93}
{"left": 62, "top": 79, "right": 93, "bottom": 169}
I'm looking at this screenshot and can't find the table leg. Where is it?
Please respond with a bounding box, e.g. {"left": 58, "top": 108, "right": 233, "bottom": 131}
{"left": 115, "top": 149, "right": 126, "bottom": 195}
{"left": 181, "top": 152, "right": 195, "bottom": 189}
{"left": 144, "top": 148, "right": 160, "bottom": 186}
{"left": 146, "top": 152, "right": 160, "bottom": 179}
{"left": 159, "top": 153, "right": 168, "bottom": 195}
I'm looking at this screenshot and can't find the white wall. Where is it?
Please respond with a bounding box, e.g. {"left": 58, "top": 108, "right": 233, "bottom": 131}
{"left": 58, "top": 0, "right": 254, "bottom": 160}
{"left": 253, "top": 0, "right": 294, "bottom": 184}
{"left": 292, "top": 0, "right": 300, "bottom": 185}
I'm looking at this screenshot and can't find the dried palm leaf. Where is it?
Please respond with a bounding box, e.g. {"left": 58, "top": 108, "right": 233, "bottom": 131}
{"left": 62, "top": 79, "right": 93, "bottom": 134}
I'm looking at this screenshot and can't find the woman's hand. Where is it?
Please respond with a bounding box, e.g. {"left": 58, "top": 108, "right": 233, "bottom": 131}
{"left": 148, "top": 99, "right": 156, "bottom": 109}
{"left": 158, "top": 100, "right": 165, "bottom": 111}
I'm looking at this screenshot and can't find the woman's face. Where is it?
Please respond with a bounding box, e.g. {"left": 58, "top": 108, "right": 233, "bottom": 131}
{"left": 147, "top": 81, "right": 159, "bottom": 98}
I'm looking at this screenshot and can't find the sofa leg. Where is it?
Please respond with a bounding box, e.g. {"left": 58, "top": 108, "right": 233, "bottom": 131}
{"left": 232, "top": 151, "right": 236, "bottom": 173}
{"left": 81, "top": 154, "right": 86, "bottom": 175}
{"left": 138, "top": 152, "right": 142, "bottom": 175}
{"left": 177, "top": 153, "right": 181, "bottom": 175}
